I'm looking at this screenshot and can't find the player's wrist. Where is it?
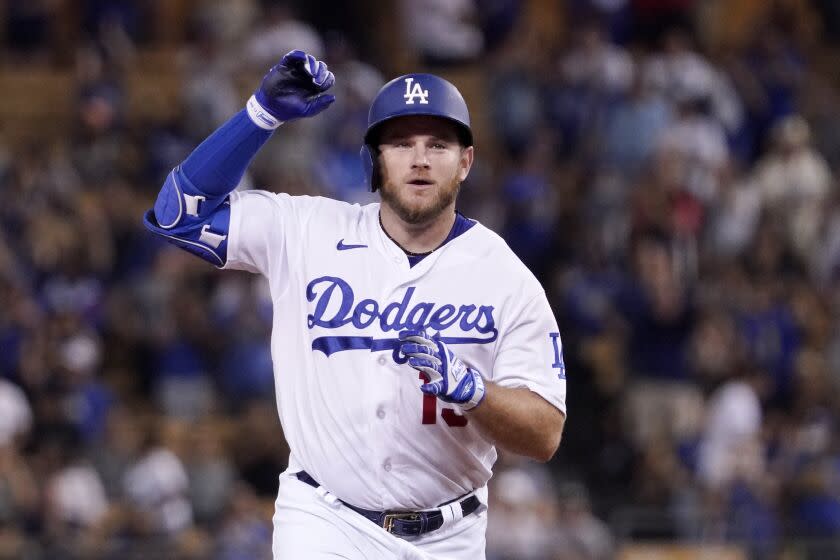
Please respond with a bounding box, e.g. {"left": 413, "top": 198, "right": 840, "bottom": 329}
{"left": 246, "top": 95, "right": 284, "bottom": 130}
{"left": 460, "top": 369, "right": 486, "bottom": 411}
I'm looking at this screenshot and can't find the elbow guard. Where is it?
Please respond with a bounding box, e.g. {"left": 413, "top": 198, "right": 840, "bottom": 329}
{"left": 143, "top": 167, "right": 231, "bottom": 266}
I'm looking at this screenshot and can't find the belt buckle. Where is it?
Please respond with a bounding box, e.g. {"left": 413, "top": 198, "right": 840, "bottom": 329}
{"left": 382, "top": 512, "right": 422, "bottom": 534}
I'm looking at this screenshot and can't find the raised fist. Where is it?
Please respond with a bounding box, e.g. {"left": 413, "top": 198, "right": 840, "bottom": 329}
{"left": 251, "top": 49, "right": 335, "bottom": 125}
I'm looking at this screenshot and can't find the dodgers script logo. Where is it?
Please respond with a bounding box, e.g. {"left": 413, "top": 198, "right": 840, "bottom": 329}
{"left": 403, "top": 77, "right": 429, "bottom": 105}
{"left": 306, "top": 276, "right": 497, "bottom": 359}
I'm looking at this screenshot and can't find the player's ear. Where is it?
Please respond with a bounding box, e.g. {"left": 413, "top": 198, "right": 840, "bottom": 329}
{"left": 457, "top": 146, "right": 474, "bottom": 183}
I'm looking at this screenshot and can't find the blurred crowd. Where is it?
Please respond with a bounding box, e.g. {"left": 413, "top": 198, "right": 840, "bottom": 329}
{"left": 2, "top": 0, "right": 840, "bottom": 559}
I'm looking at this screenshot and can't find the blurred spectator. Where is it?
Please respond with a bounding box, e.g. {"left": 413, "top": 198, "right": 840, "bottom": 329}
{"left": 790, "top": 455, "right": 840, "bottom": 538}
{"left": 813, "top": 193, "right": 840, "bottom": 285}
{"left": 643, "top": 27, "right": 743, "bottom": 135}
{"left": 90, "top": 406, "right": 144, "bottom": 500}
{"left": 0, "top": 380, "right": 32, "bottom": 448}
{"left": 735, "top": 272, "right": 801, "bottom": 404}
{"left": 489, "top": 59, "right": 545, "bottom": 158}
{"left": 500, "top": 131, "right": 560, "bottom": 278}
{"left": 474, "top": 0, "right": 525, "bottom": 53}
{"left": 549, "top": 20, "right": 634, "bottom": 160}
{"left": 597, "top": 66, "right": 672, "bottom": 176}
{"left": 746, "top": 21, "right": 805, "bottom": 123}
{"left": 618, "top": 232, "right": 697, "bottom": 380}
{"left": 312, "top": 32, "right": 383, "bottom": 203}
{"left": 802, "top": 76, "right": 840, "bottom": 171}
{"left": 554, "top": 481, "right": 615, "bottom": 560}
{"left": 42, "top": 429, "right": 110, "bottom": 545}
{"left": 724, "top": 477, "right": 780, "bottom": 560}
{"left": 232, "top": 401, "right": 288, "bottom": 498}
{"left": 82, "top": 0, "right": 149, "bottom": 44}
{"left": 0, "top": 381, "right": 38, "bottom": 540}
{"left": 212, "top": 276, "right": 275, "bottom": 405}
{"left": 191, "top": 0, "right": 258, "bottom": 47}
{"left": 151, "top": 273, "right": 217, "bottom": 420}
{"left": 727, "top": 22, "right": 805, "bottom": 161}
{"left": 687, "top": 309, "right": 742, "bottom": 386}
{"left": 180, "top": 28, "right": 241, "bottom": 142}
{"left": 400, "top": 0, "right": 484, "bottom": 66}
{"left": 122, "top": 421, "right": 193, "bottom": 535}
{"left": 561, "top": 21, "right": 634, "bottom": 97}
{"left": 243, "top": 2, "right": 324, "bottom": 69}
{"left": 72, "top": 46, "right": 129, "bottom": 185}
{"left": 753, "top": 115, "right": 833, "bottom": 261}
{"left": 321, "top": 32, "right": 384, "bottom": 104}
{"left": 698, "top": 367, "right": 766, "bottom": 490}
{"left": 487, "top": 463, "right": 560, "bottom": 560}
{"left": 566, "top": 0, "right": 633, "bottom": 45}
{"left": 53, "top": 330, "right": 114, "bottom": 443}
{"left": 706, "top": 164, "right": 762, "bottom": 258}
{"left": 215, "top": 483, "right": 273, "bottom": 560}
{"left": 184, "top": 421, "right": 236, "bottom": 526}
{"left": 655, "top": 94, "right": 729, "bottom": 204}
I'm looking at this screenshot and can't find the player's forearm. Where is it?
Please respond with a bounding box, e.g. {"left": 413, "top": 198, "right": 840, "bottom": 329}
{"left": 466, "top": 382, "right": 565, "bottom": 462}
{"left": 179, "top": 108, "right": 273, "bottom": 197}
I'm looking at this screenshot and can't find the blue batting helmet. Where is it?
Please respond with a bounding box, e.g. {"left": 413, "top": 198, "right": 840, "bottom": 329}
{"left": 360, "top": 73, "right": 473, "bottom": 191}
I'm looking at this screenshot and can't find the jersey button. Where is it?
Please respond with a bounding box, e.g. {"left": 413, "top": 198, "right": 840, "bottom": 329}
{"left": 383, "top": 459, "right": 392, "bottom": 472}
{"left": 376, "top": 406, "right": 386, "bottom": 419}
{"left": 377, "top": 355, "right": 387, "bottom": 366}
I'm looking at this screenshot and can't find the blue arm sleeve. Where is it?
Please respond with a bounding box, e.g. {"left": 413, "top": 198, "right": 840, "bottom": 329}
{"left": 180, "top": 108, "right": 273, "bottom": 197}
{"left": 143, "top": 109, "right": 273, "bottom": 267}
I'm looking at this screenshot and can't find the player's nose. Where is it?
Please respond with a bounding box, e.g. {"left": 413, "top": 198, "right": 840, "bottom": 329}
{"left": 410, "top": 144, "right": 431, "bottom": 168}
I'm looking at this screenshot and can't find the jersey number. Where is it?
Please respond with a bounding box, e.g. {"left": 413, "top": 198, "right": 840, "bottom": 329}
{"left": 419, "top": 373, "right": 468, "bottom": 427}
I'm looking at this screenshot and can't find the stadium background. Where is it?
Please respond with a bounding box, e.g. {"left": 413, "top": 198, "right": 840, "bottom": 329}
{"left": 1, "top": 0, "right": 840, "bottom": 558}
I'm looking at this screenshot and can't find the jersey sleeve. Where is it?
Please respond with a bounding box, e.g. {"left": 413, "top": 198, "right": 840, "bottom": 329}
{"left": 491, "top": 290, "right": 567, "bottom": 415}
{"left": 223, "top": 189, "right": 302, "bottom": 278}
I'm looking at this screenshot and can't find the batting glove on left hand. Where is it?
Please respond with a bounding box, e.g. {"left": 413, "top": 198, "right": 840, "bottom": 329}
{"left": 250, "top": 49, "right": 335, "bottom": 126}
{"left": 399, "top": 330, "right": 486, "bottom": 411}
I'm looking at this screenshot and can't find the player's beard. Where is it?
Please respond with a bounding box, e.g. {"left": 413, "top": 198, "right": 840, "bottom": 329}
{"left": 379, "top": 177, "right": 461, "bottom": 225}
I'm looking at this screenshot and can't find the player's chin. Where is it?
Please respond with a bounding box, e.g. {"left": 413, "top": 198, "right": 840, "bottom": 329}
{"left": 391, "top": 197, "right": 444, "bottom": 224}
{"left": 401, "top": 202, "right": 438, "bottom": 223}
{"left": 392, "top": 186, "right": 435, "bottom": 208}
{"left": 381, "top": 181, "right": 457, "bottom": 224}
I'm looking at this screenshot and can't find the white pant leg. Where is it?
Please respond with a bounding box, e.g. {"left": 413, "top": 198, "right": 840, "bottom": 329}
{"left": 273, "top": 472, "right": 406, "bottom": 560}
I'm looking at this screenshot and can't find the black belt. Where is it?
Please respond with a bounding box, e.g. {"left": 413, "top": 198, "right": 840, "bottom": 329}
{"left": 295, "top": 471, "right": 481, "bottom": 537}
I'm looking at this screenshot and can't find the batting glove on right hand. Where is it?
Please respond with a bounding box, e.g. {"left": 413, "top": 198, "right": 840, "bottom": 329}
{"left": 250, "top": 49, "right": 335, "bottom": 126}
{"left": 399, "top": 329, "right": 487, "bottom": 411}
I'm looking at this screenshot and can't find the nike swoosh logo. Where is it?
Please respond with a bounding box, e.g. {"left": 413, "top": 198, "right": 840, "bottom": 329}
{"left": 336, "top": 239, "right": 368, "bottom": 251}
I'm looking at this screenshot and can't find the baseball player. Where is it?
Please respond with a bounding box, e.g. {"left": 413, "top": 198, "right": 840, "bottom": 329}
{"left": 144, "top": 50, "right": 567, "bottom": 559}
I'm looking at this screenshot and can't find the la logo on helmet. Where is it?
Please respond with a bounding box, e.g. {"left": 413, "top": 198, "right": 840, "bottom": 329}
{"left": 403, "top": 77, "right": 429, "bottom": 105}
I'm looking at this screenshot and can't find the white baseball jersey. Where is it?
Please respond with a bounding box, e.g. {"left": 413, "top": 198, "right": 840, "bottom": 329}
{"left": 223, "top": 190, "right": 567, "bottom": 510}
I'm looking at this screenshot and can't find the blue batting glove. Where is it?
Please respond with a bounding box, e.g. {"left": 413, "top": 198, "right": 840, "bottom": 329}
{"left": 250, "top": 49, "right": 335, "bottom": 126}
{"left": 399, "top": 329, "right": 486, "bottom": 411}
